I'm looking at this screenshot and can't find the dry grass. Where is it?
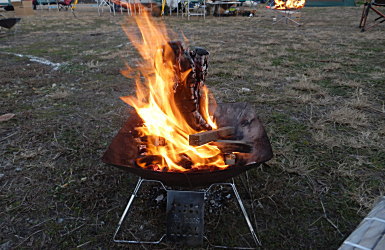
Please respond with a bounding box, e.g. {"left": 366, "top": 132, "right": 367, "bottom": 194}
{"left": 327, "top": 106, "right": 368, "bottom": 127}
{"left": 1, "top": 4, "right": 385, "bottom": 249}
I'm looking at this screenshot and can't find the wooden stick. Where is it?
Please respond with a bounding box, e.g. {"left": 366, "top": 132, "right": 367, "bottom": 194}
{"left": 211, "top": 140, "right": 252, "bottom": 153}
{"left": 188, "top": 127, "right": 235, "bottom": 146}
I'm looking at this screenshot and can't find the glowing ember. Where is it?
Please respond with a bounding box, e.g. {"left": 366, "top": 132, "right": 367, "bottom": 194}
{"left": 272, "top": 0, "right": 306, "bottom": 10}
{"left": 120, "top": 11, "right": 228, "bottom": 172}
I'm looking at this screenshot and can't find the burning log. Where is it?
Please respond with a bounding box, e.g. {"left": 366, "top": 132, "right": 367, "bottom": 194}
{"left": 176, "top": 153, "right": 193, "bottom": 169}
{"left": 210, "top": 140, "right": 252, "bottom": 153}
{"left": 188, "top": 127, "right": 235, "bottom": 146}
{"left": 269, "top": 0, "right": 306, "bottom": 10}
{"left": 140, "top": 135, "right": 166, "bottom": 146}
{"left": 136, "top": 155, "right": 165, "bottom": 170}
{"left": 164, "top": 41, "right": 211, "bottom": 131}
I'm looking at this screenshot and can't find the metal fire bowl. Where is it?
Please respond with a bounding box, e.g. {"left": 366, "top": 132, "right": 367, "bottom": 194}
{"left": 102, "top": 102, "right": 273, "bottom": 187}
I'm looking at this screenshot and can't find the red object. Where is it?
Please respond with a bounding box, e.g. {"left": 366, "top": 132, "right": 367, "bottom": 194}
{"left": 359, "top": 0, "right": 385, "bottom": 31}
{"left": 59, "top": 0, "right": 72, "bottom": 5}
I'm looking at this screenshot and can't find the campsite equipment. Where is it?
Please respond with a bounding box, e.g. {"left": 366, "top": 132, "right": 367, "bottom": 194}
{"left": 359, "top": 0, "right": 385, "bottom": 31}
{"left": 103, "top": 102, "right": 273, "bottom": 187}
{"left": 103, "top": 38, "right": 272, "bottom": 247}
{"left": 33, "top": 0, "right": 57, "bottom": 10}
{"left": 10, "top": 0, "right": 35, "bottom": 16}
{"left": 266, "top": 0, "right": 305, "bottom": 25}
{"left": 103, "top": 102, "right": 272, "bottom": 247}
{"left": 111, "top": 177, "right": 265, "bottom": 247}
{"left": 57, "top": 0, "right": 78, "bottom": 12}
{"left": 161, "top": 0, "right": 178, "bottom": 16}
{"left": 0, "top": 16, "right": 21, "bottom": 29}
{"left": 97, "top": 0, "right": 114, "bottom": 15}
{"left": 339, "top": 196, "right": 385, "bottom": 250}
{"left": 0, "top": 0, "right": 14, "bottom": 10}
{"left": 181, "top": 0, "right": 206, "bottom": 19}
{"left": 208, "top": 1, "right": 243, "bottom": 17}
{"left": 97, "top": 0, "right": 146, "bottom": 16}
{"left": 306, "top": 0, "right": 355, "bottom": 6}
{"left": 0, "top": 0, "right": 21, "bottom": 31}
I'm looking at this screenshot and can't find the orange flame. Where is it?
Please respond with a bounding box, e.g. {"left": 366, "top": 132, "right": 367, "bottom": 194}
{"left": 274, "top": 0, "right": 306, "bottom": 9}
{"left": 120, "top": 11, "right": 227, "bottom": 172}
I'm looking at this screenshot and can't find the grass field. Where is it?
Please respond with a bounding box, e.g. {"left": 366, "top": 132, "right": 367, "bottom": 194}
{"left": 1, "top": 5, "right": 384, "bottom": 249}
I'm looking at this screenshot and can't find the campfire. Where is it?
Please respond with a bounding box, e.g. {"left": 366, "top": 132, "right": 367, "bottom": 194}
{"left": 102, "top": 12, "right": 272, "bottom": 187}
{"left": 268, "top": 0, "right": 306, "bottom": 10}
{"left": 265, "top": 0, "right": 305, "bottom": 26}
{"left": 103, "top": 10, "right": 273, "bottom": 248}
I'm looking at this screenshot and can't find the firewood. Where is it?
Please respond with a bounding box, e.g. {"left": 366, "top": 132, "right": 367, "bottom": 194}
{"left": 165, "top": 41, "right": 211, "bottom": 131}
{"left": 210, "top": 140, "right": 252, "bottom": 153}
{"left": 177, "top": 153, "right": 193, "bottom": 169}
{"left": 188, "top": 127, "right": 235, "bottom": 146}
{"left": 135, "top": 155, "right": 163, "bottom": 168}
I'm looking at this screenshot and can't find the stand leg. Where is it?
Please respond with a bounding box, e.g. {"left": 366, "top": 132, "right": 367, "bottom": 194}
{"left": 364, "top": 6, "right": 385, "bottom": 31}
{"left": 113, "top": 178, "right": 261, "bottom": 248}
{"left": 113, "top": 177, "right": 143, "bottom": 242}
{"left": 359, "top": 3, "right": 368, "bottom": 28}
{"left": 113, "top": 177, "right": 166, "bottom": 244}
{"left": 230, "top": 181, "right": 262, "bottom": 246}
{"left": 205, "top": 180, "right": 262, "bottom": 248}
{"left": 361, "top": 3, "right": 371, "bottom": 32}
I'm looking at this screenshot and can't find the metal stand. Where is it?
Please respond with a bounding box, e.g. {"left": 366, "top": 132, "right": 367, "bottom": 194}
{"left": 359, "top": 0, "right": 385, "bottom": 32}
{"left": 205, "top": 181, "right": 262, "bottom": 248}
{"left": 181, "top": 0, "right": 206, "bottom": 20}
{"left": 113, "top": 177, "right": 261, "bottom": 248}
{"left": 273, "top": 9, "right": 302, "bottom": 26}
{"left": 113, "top": 178, "right": 167, "bottom": 244}
{"left": 97, "top": 0, "right": 116, "bottom": 16}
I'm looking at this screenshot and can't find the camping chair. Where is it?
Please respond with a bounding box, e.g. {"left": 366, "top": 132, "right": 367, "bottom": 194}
{"left": 130, "top": 0, "right": 144, "bottom": 15}
{"left": 0, "top": 16, "right": 21, "bottom": 28}
{"left": 0, "top": 0, "right": 14, "bottom": 11}
{"left": 359, "top": 0, "right": 385, "bottom": 31}
{"left": 97, "top": 0, "right": 117, "bottom": 15}
{"left": 0, "top": 15, "right": 21, "bottom": 29}
{"left": 163, "top": 0, "right": 179, "bottom": 16}
{"left": 181, "top": 0, "right": 206, "bottom": 19}
{"left": 0, "top": 0, "right": 21, "bottom": 33}
{"left": 34, "top": 0, "right": 57, "bottom": 10}
{"left": 57, "top": 0, "right": 77, "bottom": 14}
{"left": 0, "top": 13, "right": 21, "bottom": 34}
{"left": 117, "top": 0, "right": 131, "bottom": 16}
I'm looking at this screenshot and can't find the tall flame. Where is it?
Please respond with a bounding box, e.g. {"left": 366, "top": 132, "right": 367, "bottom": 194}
{"left": 120, "top": 11, "right": 227, "bottom": 172}
{"left": 274, "top": 0, "right": 306, "bottom": 10}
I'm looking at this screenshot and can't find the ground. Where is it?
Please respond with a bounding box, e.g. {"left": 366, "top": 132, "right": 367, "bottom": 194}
{"left": 1, "top": 4, "right": 384, "bottom": 249}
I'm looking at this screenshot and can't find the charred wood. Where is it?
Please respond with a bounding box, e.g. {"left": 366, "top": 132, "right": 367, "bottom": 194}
{"left": 142, "top": 135, "right": 166, "bottom": 146}
{"left": 135, "top": 155, "right": 164, "bottom": 169}
{"left": 211, "top": 140, "right": 252, "bottom": 153}
{"left": 163, "top": 41, "right": 211, "bottom": 131}
{"left": 176, "top": 153, "right": 193, "bottom": 169}
{"left": 189, "top": 127, "right": 235, "bottom": 146}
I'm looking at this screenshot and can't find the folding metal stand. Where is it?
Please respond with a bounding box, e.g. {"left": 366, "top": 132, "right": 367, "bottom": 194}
{"left": 181, "top": 0, "right": 206, "bottom": 20}
{"left": 359, "top": 0, "right": 385, "bottom": 32}
{"left": 113, "top": 177, "right": 261, "bottom": 249}
{"left": 36, "top": 0, "right": 55, "bottom": 10}
{"left": 97, "top": 0, "right": 115, "bottom": 16}
{"left": 273, "top": 9, "right": 302, "bottom": 26}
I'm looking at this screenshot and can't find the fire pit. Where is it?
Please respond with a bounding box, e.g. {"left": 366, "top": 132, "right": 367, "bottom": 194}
{"left": 266, "top": 0, "right": 306, "bottom": 25}
{"left": 102, "top": 12, "right": 273, "bottom": 247}
{"left": 102, "top": 102, "right": 272, "bottom": 187}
